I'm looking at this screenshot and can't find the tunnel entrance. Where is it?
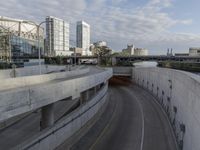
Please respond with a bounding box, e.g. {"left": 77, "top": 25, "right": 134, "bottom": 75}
{"left": 109, "top": 76, "right": 133, "bottom": 86}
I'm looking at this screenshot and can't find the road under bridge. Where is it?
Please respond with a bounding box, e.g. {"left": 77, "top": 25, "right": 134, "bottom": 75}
{"left": 57, "top": 77, "right": 177, "bottom": 150}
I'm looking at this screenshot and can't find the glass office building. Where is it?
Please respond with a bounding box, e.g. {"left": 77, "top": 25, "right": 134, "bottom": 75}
{"left": 76, "top": 21, "right": 91, "bottom": 56}
{"left": 46, "top": 16, "right": 71, "bottom": 56}
{"left": 0, "top": 16, "right": 44, "bottom": 62}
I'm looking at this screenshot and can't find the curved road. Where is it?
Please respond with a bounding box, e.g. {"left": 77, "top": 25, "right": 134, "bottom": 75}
{"left": 65, "top": 83, "right": 177, "bottom": 150}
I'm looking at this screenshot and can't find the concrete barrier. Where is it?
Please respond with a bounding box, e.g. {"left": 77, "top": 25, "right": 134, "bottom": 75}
{"left": 133, "top": 67, "right": 200, "bottom": 150}
{"left": 0, "top": 65, "right": 82, "bottom": 79}
{"left": 0, "top": 67, "right": 89, "bottom": 91}
{"left": 112, "top": 66, "right": 132, "bottom": 76}
{"left": 14, "top": 84, "right": 108, "bottom": 150}
{"left": 0, "top": 68, "right": 112, "bottom": 122}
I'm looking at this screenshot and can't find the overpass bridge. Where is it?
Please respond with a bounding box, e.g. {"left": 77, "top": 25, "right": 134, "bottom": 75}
{"left": 115, "top": 55, "right": 200, "bottom": 63}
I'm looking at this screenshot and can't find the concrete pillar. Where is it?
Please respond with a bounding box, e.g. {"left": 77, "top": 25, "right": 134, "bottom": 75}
{"left": 80, "top": 90, "right": 90, "bottom": 104}
{"left": 41, "top": 103, "right": 55, "bottom": 129}
{"left": 94, "top": 86, "right": 97, "bottom": 94}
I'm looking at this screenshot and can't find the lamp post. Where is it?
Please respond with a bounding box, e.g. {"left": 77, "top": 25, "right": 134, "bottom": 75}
{"left": 22, "top": 20, "right": 48, "bottom": 74}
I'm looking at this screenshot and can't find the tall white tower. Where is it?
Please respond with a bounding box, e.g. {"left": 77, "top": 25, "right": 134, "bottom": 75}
{"left": 76, "top": 21, "right": 91, "bottom": 56}
{"left": 46, "top": 16, "right": 71, "bottom": 56}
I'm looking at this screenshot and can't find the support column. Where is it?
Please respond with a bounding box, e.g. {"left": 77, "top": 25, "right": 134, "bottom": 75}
{"left": 94, "top": 86, "right": 97, "bottom": 94}
{"left": 80, "top": 90, "right": 90, "bottom": 104}
{"left": 41, "top": 103, "right": 55, "bottom": 129}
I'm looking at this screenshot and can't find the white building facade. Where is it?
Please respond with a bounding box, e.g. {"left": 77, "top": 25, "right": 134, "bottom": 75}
{"left": 76, "top": 21, "right": 91, "bottom": 56}
{"left": 122, "top": 44, "right": 135, "bottom": 55}
{"left": 134, "top": 48, "right": 148, "bottom": 56}
{"left": 95, "top": 41, "right": 107, "bottom": 47}
{"left": 46, "top": 16, "right": 71, "bottom": 56}
{"left": 189, "top": 48, "right": 200, "bottom": 56}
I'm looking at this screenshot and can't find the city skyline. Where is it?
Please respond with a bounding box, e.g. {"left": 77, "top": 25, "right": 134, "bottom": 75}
{"left": 1, "top": 0, "right": 200, "bottom": 54}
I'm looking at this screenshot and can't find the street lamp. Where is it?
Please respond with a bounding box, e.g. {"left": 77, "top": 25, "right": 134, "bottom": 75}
{"left": 22, "top": 20, "right": 48, "bottom": 75}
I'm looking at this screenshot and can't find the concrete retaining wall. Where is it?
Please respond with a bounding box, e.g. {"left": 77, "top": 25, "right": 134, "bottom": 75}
{"left": 0, "top": 67, "right": 89, "bottom": 91}
{"left": 14, "top": 84, "right": 108, "bottom": 150}
{"left": 0, "top": 68, "right": 112, "bottom": 122}
{"left": 112, "top": 66, "right": 132, "bottom": 76}
{"left": 0, "top": 65, "right": 69, "bottom": 79}
{"left": 133, "top": 67, "right": 200, "bottom": 150}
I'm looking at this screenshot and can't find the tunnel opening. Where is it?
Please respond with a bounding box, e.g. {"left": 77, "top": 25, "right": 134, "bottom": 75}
{"left": 109, "top": 76, "right": 133, "bottom": 86}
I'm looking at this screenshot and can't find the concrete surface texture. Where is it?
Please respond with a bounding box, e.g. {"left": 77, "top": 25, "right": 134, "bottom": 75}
{"left": 0, "top": 67, "right": 112, "bottom": 122}
{"left": 112, "top": 66, "right": 132, "bottom": 76}
{"left": 133, "top": 67, "right": 200, "bottom": 150}
{"left": 0, "top": 65, "right": 70, "bottom": 79}
{"left": 65, "top": 85, "right": 177, "bottom": 150}
{"left": 14, "top": 84, "right": 108, "bottom": 150}
{"left": 0, "top": 67, "right": 89, "bottom": 91}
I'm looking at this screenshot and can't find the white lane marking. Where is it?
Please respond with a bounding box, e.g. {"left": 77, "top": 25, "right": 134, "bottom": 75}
{"left": 122, "top": 87, "right": 145, "bottom": 150}
{"left": 141, "top": 87, "right": 179, "bottom": 150}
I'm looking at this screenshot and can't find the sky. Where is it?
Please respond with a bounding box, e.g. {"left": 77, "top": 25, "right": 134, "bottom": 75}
{"left": 0, "top": 0, "right": 200, "bottom": 54}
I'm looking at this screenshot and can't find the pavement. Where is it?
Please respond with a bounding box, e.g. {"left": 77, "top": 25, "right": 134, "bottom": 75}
{"left": 65, "top": 82, "right": 177, "bottom": 150}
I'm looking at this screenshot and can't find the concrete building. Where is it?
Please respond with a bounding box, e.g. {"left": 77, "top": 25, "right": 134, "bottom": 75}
{"left": 122, "top": 44, "right": 134, "bottom": 55}
{"left": 121, "top": 44, "right": 148, "bottom": 56}
{"left": 0, "top": 16, "right": 44, "bottom": 62}
{"left": 94, "top": 41, "right": 107, "bottom": 47}
{"left": 189, "top": 47, "right": 200, "bottom": 56}
{"left": 134, "top": 48, "right": 148, "bottom": 56}
{"left": 70, "top": 47, "right": 83, "bottom": 56}
{"left": 46, "top": 16, "right": 71, "bottom": 57}
{"left": 76, "top": 21, "right": 91, "bottom": 56}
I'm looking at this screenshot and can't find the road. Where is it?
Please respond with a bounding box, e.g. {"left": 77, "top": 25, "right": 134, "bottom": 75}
{"left": 66, "top": 82, "right": 177, "bottom": 150}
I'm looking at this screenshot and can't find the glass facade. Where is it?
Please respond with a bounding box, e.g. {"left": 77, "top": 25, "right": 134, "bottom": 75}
{"left": 46, "top": 16, "right": 70, "bottom": 56}
{"left": 76, "top": 21, "right": 91, "bottom": 56}
{"left": 10, "top": 35, "right": 43, "bottom": 58}
{"left": 0, "top": 17, "right": 44, "bottom": 62}
{"left": 0, "top": 33, "right": 44, "bottom": 60}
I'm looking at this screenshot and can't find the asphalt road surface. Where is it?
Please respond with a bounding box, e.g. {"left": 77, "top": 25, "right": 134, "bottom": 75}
{"left": 68, "top": 82, "right": 177, "bottom": 150}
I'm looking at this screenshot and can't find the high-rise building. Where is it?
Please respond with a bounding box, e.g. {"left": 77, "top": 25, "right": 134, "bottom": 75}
{"left": 46, "top": 16, "right": 71, "bottom": 56}
{"left": 76, "top": 21, "right": 91, "bottom": 56}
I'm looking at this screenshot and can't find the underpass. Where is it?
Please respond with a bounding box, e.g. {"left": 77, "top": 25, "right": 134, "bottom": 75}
{"left": 57, "top": 76, "right": 177, "bottom": 150}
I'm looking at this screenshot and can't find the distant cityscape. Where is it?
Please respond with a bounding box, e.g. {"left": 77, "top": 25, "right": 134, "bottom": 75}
{"left": 0, "top": 16, "right": 200, "bottom": 63}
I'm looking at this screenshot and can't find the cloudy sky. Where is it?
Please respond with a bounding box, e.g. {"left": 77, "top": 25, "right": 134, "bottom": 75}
{"left": 1, "top": 0, "right": 200, "bottom": 54}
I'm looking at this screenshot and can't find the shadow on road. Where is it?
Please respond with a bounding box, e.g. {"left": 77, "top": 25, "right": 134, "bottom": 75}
{"left": 109, "top": 76, "right": 132, "bottom": 86}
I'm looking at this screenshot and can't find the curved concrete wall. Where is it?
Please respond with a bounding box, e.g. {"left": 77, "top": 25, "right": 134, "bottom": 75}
{"left": 14, "top": 84, "right": 108, "bottom": 150}
{"left": 0, "top": 68, "right": 112, "bottom": 122}
{"left": 0, "top": 67, "right": 89, "bottom": 91}
{"left": 133, "top": 67, "right": 200, "bottom": 150}
{"left": 112, "top": 67, "right": 132, "bottom": 76}
{"left": 0, "top": 65, "right": 68, "bottom": 79}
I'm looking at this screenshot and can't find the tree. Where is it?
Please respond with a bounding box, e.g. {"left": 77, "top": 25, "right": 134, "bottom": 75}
{"left": 93, "top": 46, "right": 112, "bottom": 65}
